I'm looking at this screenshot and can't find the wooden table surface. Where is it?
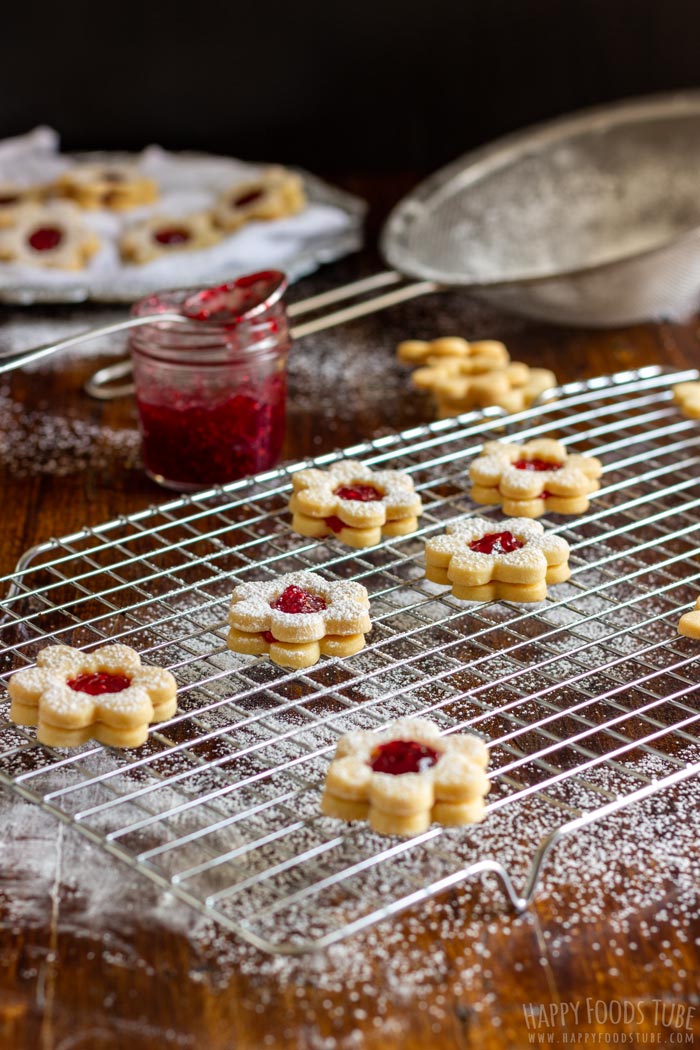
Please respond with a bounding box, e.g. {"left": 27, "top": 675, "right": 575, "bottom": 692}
{"left": 1, "top": 177, "right": 700, "bottom": 1049}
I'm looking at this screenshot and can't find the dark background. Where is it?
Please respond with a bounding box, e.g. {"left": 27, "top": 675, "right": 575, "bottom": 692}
{"left": 3, "top": 0, "right": 700, "bottom": 176}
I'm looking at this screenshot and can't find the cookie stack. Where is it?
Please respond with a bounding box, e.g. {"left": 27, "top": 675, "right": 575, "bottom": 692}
{"left": 397, "top": 336, "right": 557, "bottom": 416}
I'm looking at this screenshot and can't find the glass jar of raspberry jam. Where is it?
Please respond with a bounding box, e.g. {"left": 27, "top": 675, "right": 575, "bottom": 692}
{"left": 130, "top": 271, "right": 290, "bottom": 491}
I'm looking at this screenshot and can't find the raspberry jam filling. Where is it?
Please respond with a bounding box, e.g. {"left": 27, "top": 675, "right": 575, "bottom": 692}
{"left": 469, "top": 530, "right": 524, "bottom": 555}
{"left": 370, "top": 739, "right": 440, "bottom": 775}
{"left": 136, "top": 372, "right": 286, "bottom": 487}
{"left": 334, "top": 484, "right": 383, "bottom": 502}
{"left": 324, "top": 516, "right": 345, "bottom": 534}
{"left": 513, "top": 458, "right": 562, "bottom": 472}
{"left": 233, "top": 189, "right": 264, "bottom": 208}
{"left": 262, "top": 631, "right": 276, "bottom": 643}
{"left": 153, "top": 227, "right": 191, "bottom": 246}
{"left": 28, "top": 226, "right": 63, "bottom": 251}
{"left": 0, "top": 194, "right": 19, "bottom": 206}
{"left": 271, "top": 584, "right": 327, "bottom": 615}
{"left": 67, "top": 671, "right": 131, "bottom": 695}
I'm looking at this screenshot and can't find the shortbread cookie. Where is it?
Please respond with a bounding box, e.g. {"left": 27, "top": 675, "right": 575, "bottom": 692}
{"left": 412, "top": 356, "right": 557, "bottom": 415}
{"left": 321, "top": 717, "right": 490, "bottom": 836}
{"left": 55, "top": 163, "right": 158, "bottom": 210}
{"left": 673, "top": 382, "right": 700, "bottom": 420}
{"left": 425, "top": 516, "right": 570, "bottom": 602}
{"left": 470, "top": 438, "right": 603, "bottom": 517}
{"left": 678, "top": 598, "right": 700, "bottom": 638}
{"left": 289, "top": 460, "right": 423, "bottom": 547}
{"left": 0, "top": 184, "right": 40, "bottom": 228}
{"left": 120, "top": 212, "right": 221, "bottom": 263}
{"left": 0, "top": 202, "right": 100, "bottom": 270}
{"left": 212, "top": 166, "right": 306, "bottom": 232}
{"left": 227, "top": 571, "right": 371, "bottom": 669}
{"left": 8, "top": 644, "right": 177, "bottom": 748}
{"left": 397, "top": 337, "right": 510, "bottom": 369}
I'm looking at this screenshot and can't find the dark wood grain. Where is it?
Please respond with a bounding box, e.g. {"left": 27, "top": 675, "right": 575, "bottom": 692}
{"left": 1, "top": 177, "right": 699, "bottom": 1049}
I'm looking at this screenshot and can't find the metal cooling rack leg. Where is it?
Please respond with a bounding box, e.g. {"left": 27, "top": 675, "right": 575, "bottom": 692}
{"left": 519, "top": 759, "right": 700, "bottom": 907}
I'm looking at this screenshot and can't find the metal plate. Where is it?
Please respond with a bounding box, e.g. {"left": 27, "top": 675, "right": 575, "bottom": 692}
{"left": 2, "top": 367, "right": 700, "bottom": 954}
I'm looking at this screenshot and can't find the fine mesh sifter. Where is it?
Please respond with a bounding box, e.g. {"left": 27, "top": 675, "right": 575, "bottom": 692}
{"left": 5, "top": 90, "right": 700, "bottom": 396}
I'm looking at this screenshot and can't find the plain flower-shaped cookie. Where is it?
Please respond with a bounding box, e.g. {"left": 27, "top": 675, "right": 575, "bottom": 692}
{"left": 469, "top": 438, "right": 602, "bottom": 517}
{"left": 673, "top": 382, "right": 700, "bottom": 419}
{"left": 289, "top": 460, "right": 422, "bottom": 547}
{"left": 425, "top": 516, "right": 570, "bottom": 602}
{"left": 8, "top": 643, "right": 177, "bottom": 748}
{"left": 227, "top": 570, "right": 371, "bottom": 669}
{"left": 321, "top": 717, "right": 490, "bottom": 836}
{"left": 397, "top": 337, "right": 510, "bottom": 369}
{"left": 678, "top": 598, "right": 700, "bottom": 637}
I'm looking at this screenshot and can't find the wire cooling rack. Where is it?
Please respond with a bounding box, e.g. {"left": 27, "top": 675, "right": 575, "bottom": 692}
{"left": 3, "top": 366, "right": 700, "bottom": 955}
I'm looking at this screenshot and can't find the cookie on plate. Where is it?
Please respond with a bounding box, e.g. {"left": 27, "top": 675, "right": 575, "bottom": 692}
{"left": 0, "top": 202, "right": 100, "bottom": 269}
{"left": 120, "top": 212, "right": 221, "bottom": 263}
{"left": 212, "top": 166, "right": 306, "bottom": 232}
{"left": 55, "top": 163, "right": 158, "bottom": 210}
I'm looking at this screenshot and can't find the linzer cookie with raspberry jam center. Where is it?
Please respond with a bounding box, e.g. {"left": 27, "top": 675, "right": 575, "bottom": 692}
{"left": 469, "top": 438, "right": 603, "bottom": 518}
{"left": 226, "top": 570, "right": 371, "bottom": 669}
{"left": 321, "top": 717, "right": 490, "bottom": 837}
{"left": 424, "top": 516, "right": 570, "bottom": 602}
{"left": 289, "top": 459, "right": 423, "bottom": 547}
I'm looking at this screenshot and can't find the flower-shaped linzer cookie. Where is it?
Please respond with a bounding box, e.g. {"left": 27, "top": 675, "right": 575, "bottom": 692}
{"left": 321, "top": 717, "right": 490, "bottom": 836}
{"left": 673, "top": 382, "right": 700, "bottom": 420}
{"left": 8, "top": 644, "right": 177, "bottom": 749}
{"left": 397, "top": 337, "right": 510, "bottom": 369}
{"left": 55, "top": 163, "right": 158, "bottom": 210}
{"left": 0, "top": 202, "right": 100, "bottom": 270}
{"left": 469, "top": 438, "right": 603, "bottom": 518}
{"left": 120, "top": 212, "right": 221, "bottom": 264}
{"left": 289, "top": 460, "right": 423, "bottom": 548}
{"left": 212, "top": 166, "right": 306, "bottom": 232}
{"left": 227, "top": 570, "right": 371, "bottom": 669}
{"left": 425, "top": 516, "right": 570, "bottom": 602}
{"left": 678, "top": 598, "right": 700, "bottom": 638}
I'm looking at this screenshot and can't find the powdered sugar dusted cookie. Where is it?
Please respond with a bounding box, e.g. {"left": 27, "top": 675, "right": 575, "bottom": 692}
{"left": 321, "top": 717, "right": 490, "bottom": 836}
{"left": 673, "top": 382, "right": 700, "bottom": 420}
{"left": 0, "top": 183, "right": 40, "bottom": 228}
{"left": 0, "top": 202, "right": 100, "bottom": 269}
{"left": 289, "top": 460, "right": 423, "bottom": 547}
{"left": 470, "top": 438, "right": 602, "bottom": 517}
{"left": 678, "top": 598, "right": 700, "bottom": 638}
{"left": 55, "top": 163, "right": 158, "bottom": 210}
{"left": 8, "top": 644, "right": 177, "bottom": 748}
{"left": 212, "top": 166, "right": 306, "bottom": 232}
{"left": 425, "top": 516, "right": 570, "bottom": 602}
{"left": 120, "top": 212, "right": 221, "bottom": 263}
{"left": 227, "top": 570, "right": 371, "bottom": 669}
{"left": 397, "top": 337, "right": 509, "bottom": 369}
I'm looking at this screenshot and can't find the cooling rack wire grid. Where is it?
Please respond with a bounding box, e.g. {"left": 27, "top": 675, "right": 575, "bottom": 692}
{"left": 2, "top": 366, "right": 700, "bottom": 955}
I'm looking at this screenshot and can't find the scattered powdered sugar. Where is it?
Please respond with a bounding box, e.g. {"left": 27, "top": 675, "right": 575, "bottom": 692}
{"left": 0, "top": 387, "right": 140, "bottom": 478}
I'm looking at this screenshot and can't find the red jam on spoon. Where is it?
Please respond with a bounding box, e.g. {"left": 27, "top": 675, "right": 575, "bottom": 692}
{"left": 67, "top": 671, "right": 131, "bottom": 695}
{"left": 271, "top": 584, "right": 327, "bottom": 615}
{"left": 28, "top": 226, "right": 63, "bottom": 252}
{"left": 153, "top": 227, "right": 191, "bottom": 246}
{"left": 513, "top": 459, "right": 562, "bottom": 472}
{"left": 370, "top": 739, "right": 440, "bottom": 775}
{"left": 469, "top": 530, "right": 524, "bottom": 555}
